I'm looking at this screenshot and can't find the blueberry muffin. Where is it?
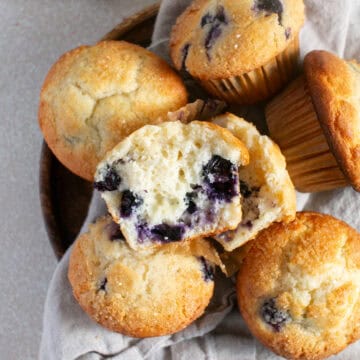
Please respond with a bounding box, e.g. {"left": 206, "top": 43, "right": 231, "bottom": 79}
{"left": 211, "top": 113, "right": 296, "bottom": 252}
{"left": 68, "top": 216, "right": 216, "bottom": 337}
{"left": 170, "top": 0, "right": 304, "bottom": 104}
{"left": 94, "top": 121, "right": 249, "bottom": 249}
{"left": 266, "top": 50, "right": 360, "bottom": 192}
{"left": 39, "top": 41, "right": 188, "bottom": 181}
{"left": 237, "top": 212, "right": 360, "bottom": 360}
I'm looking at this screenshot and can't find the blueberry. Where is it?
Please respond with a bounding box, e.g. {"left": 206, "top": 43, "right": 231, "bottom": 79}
{"left": 205, "top": 25, "right": 223, "bottom": 60}
{"left": 241, "top": 220, "right": 253, "bottom": 229}
{"left": 187, "top": 201, "right": 197, "bottom": 214}
{"left": 191, "top": 184, "right": 203, "bottom": 191}
{"left": 215, "top": 6, "right": 227, "bottom": 24}
{"left": 202, "top": 155, "right": 238, "bottom": 201}
{"left": 94, "top": 165, "right": 121, "bottom": 192}
{"left": 136, "top": 222, "right": 151, "bottom": 243}
{"left": 185, "top": 192, "right": 198, "bottom": 214}
{"left": 204, "top": 208, "right": 215, "bottom": 223}
{"left": 137, "top": 222, "right": 185, "bottom": 244}
{"left": 199, "top": 256, "right": 215, "bottom": 281}
{"left": 201, "top": 13, "right": 213, "bottom": 27}
{"left": 106, "top": 221, "right": 124, "bottom": 241}
{"left": 261, "top": 298, "right": 290, "bottom": 331}
{"left": 120, "top": 190, "right": 143, "bottom": 218}
{"left": 201, "top": 6, "right": 227, "bottom": 27}
{"left": 151, "top": 223, "right": 185, "bottom": 243}
{"left": 204, "top": 155, "right": 235, "bottom": 182}
{"left": 201, "top": 6, "right": 228, "bottom": 59}
{"left": 253, "top": 0, "right": 283, "bottom": 25}
{"left": 181, "top": 43, "right": 191, "bottom": 71}
{"left": 98, "top": 277, "right": 107, "bottom": 292}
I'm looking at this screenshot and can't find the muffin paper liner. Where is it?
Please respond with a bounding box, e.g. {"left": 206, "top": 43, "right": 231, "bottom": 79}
{"left": 265, "top": 76, "right": 347, "bottom": 192}
{"left": 165, "top": 99, "right": 227, "bottom": 123}
{"left": 199, "top": 37, "right": 300, "bottom": 105}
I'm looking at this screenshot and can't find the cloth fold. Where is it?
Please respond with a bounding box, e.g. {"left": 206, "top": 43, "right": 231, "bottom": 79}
{"left": 40, "top": 0, "right": 360, "bottom": 358}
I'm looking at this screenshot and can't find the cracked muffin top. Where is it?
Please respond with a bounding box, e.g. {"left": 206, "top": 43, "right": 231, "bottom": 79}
{"left": 237, "top": 212, "right": 360, "bottom": 360}
{"left": 68, "top": 215, "right": 215, "bottom": 337}
{"left": 39, "top": 41, "right": 188, "bottom": 181}
{"left": 170, "top": 0, "right": 304, "bottom": 79}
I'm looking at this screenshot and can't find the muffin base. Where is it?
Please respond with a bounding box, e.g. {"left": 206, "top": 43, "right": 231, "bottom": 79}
{"left": 266, "top": 76, "right": 348, "bottom": 192}
{"left": 199, "top": 37, "right": 299, "bottom": 105}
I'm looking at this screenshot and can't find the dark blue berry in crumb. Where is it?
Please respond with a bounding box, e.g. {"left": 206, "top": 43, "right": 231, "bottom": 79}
{"left": 98, "top": 277, "right": 108, "bottom": 292}
{"left": 204, "top": 207, "right": 215, "bottom": 223}
{"left": 202, "top": 155, "right": 238, "bottom": 202}
{"left": 201, "top": 13, "right": 213, "bottom": 27}
{"left": 94, "top": 165, "right": 121, "bottom": 192}
{"left": 136, "top": 222, "right": 151, "bottom": 243}
{"left": 185, "top": 192, "right": 198, "bottom": 214}
{"left": 181, "top": 43, "right": 191, "bottom": 71}
{"left": 261, "top": 298, "right": 290, "bottom": 331}
{"left": 120, "top": 190, "right": 143, "bottom": 218}
{"left": 242, "top": 220, "right": 253, "bottom": 229}
{"left": 199, "top": 256, "right": 214, "bottom": 281}
{"left": 151, "top": 223, "right": 185, "bottom": 243}
{"left": 215, "top": 6, "right": 227, "bottom": 24}
{"left": 191, "top": 184, "right": 203, "bottom": 191}
{"left": 106, "top": 221, "right": 125, "bottom": 241}
{"left": 253, "top": 0, "right": 283, "bottom": 25}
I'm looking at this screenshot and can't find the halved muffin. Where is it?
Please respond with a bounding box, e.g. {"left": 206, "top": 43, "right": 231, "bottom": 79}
{"left": 212, "top": 113, "right": 296, "bottom": 251}
{"left": 94, "top": 120, "right": 249, "bottom": 249}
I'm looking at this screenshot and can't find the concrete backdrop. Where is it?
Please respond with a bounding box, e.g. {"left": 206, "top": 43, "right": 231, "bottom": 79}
{"left": 0, "top": 1, "right": 155, "bottom": 358}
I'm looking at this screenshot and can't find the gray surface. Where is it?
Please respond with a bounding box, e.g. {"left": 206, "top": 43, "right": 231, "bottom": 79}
{"left": 0, "top": 1, "right": 155, "bottom": 358}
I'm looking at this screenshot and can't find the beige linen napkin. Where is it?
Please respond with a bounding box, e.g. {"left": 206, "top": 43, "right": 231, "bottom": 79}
{"left": 39, "top": 1, "right": 360, "bottom": 359}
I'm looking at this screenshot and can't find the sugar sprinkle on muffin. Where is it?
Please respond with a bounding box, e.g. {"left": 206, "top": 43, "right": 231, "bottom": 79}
{"left": 39, "top": 40, "right": 188, "bottom": 180}
{"left": 68, "top": 215, "right": 215, "bottom": 337}
{"left": 238, "top": 212, "right": 360, "bottom": 360}
{"left": 170, "top": 0, "right": 305, "bottom": 104}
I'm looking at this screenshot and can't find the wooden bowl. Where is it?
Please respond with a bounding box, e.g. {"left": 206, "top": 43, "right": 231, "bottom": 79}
{"left": 39, "top": 3, "right": 160, "bottom": 260}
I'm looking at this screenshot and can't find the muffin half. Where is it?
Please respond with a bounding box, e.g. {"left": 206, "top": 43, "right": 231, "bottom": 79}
{"left": 94, "top": 121, "right": 249, "bottom": 249}
{"left": 212, "top": 113, "right": 296, "bottom": 252}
